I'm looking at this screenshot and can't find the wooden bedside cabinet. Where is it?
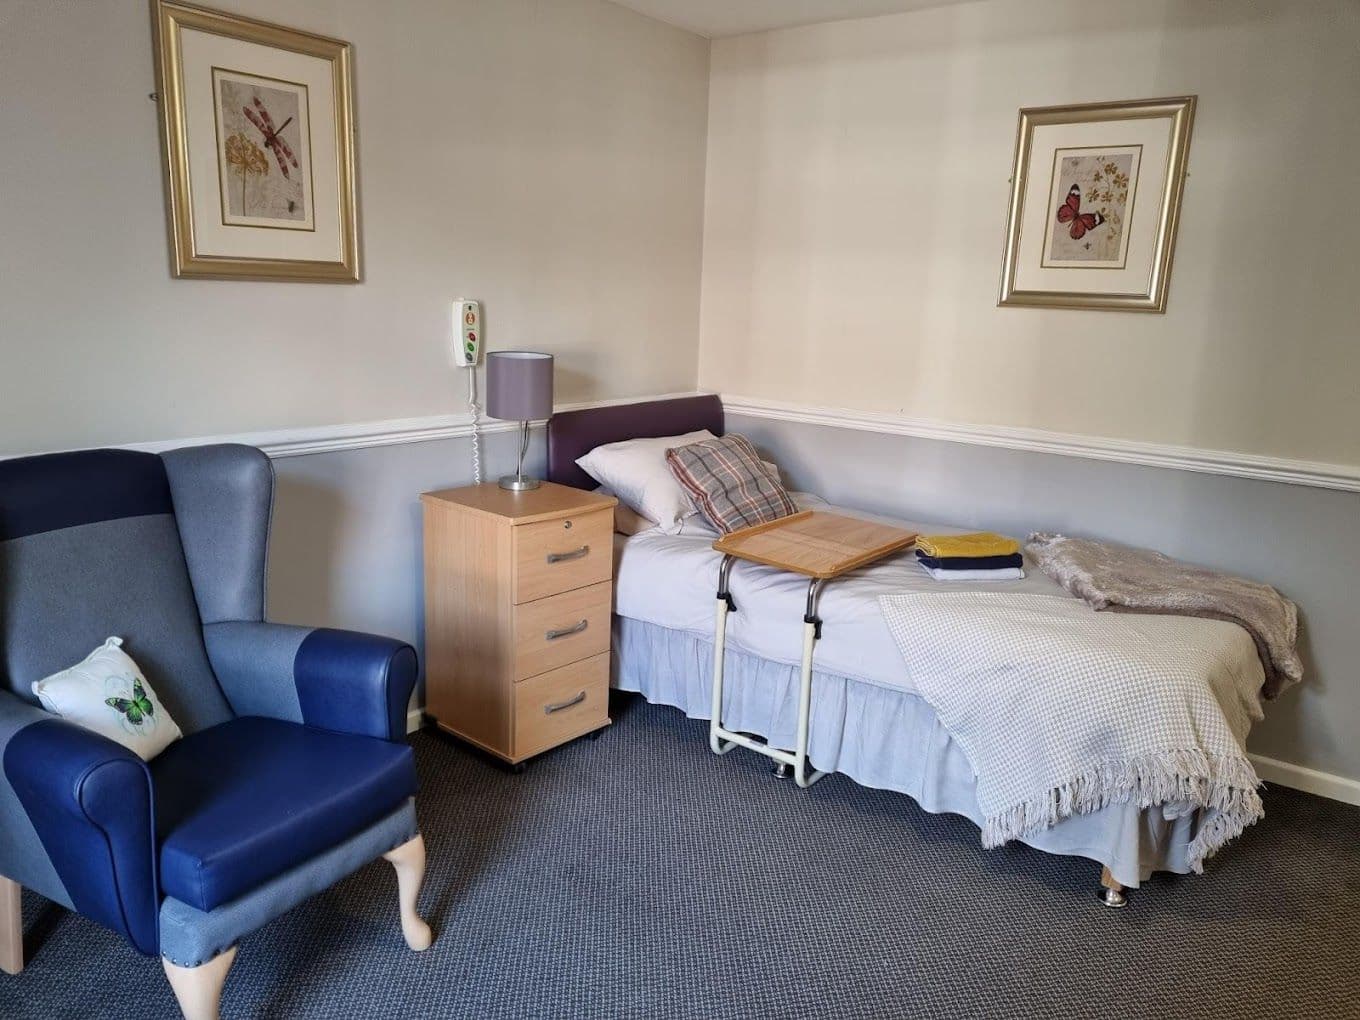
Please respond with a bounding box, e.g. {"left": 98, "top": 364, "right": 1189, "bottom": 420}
{"left": 420, "top": 482, "right": 618, "bottom": 766}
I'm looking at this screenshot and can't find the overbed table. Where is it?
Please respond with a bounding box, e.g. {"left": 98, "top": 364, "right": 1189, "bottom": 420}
{"left": 708, "top": 510, "right": 917, "bottom": 786}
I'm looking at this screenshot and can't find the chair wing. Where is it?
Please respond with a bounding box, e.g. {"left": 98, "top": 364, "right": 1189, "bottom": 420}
{"left": 161, "top": 444, "right": 273, "bottom": 627}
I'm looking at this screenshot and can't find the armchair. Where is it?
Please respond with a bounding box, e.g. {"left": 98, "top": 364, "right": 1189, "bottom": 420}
{"left": 0, "top": 445, "right": 432, "bottom": 1019}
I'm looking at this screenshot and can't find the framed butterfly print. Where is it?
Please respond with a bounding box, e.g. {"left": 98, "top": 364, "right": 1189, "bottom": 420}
{"left": 999, "top": 96, "right": 1195, "bottom": 312}
{"left": 151, "top": 0, "right": 359, "bottom": 281}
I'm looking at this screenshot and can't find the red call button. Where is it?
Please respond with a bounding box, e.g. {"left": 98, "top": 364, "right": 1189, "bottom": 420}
{"left": 466, "top": 331, "right": 477, "bottom": 343}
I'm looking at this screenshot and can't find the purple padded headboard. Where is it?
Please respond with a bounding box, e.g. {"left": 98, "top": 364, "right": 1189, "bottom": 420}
{"left": 548, "top": 395, "right": 725, "bottom": 490}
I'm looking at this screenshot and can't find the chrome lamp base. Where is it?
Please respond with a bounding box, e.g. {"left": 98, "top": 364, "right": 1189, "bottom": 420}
{"left": 497, "top": 419, "right": 541, "bottom": 491}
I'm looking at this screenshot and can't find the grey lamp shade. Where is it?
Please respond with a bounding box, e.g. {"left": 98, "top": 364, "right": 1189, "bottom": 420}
{"left": 486, "top": 351, "right": 554, "bottom": 421}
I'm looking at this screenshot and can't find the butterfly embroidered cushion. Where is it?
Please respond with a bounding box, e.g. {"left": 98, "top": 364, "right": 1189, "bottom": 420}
{"left": 30, "top": 637, "right": 183, "bottom": 761}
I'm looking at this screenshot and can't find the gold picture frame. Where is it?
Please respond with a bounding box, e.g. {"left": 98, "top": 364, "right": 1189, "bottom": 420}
{"left": 151, "top": 0, "right": 359, "bottom": 281}
{"left": 999, "top": 96, "right": 1195, "bottom": 312}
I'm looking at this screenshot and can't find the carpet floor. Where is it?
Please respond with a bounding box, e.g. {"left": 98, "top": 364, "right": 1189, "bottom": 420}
{"left": 3, "top": 694, "right": 1359, "bottom": 1019}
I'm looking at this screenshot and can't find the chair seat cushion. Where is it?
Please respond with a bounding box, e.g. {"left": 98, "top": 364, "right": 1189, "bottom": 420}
{"left": 150, "top": 716, "right": 417, "bottom": 912}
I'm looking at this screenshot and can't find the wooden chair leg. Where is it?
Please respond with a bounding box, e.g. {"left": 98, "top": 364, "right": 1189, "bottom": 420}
{"left": 163, "top": 945, "right": 236, "bottom": 1020}
{"left": 382, "top": 834, "right": 433, "bottom": 951}
{"left": 1, "top": 876, "right": 22, "bottom": 975}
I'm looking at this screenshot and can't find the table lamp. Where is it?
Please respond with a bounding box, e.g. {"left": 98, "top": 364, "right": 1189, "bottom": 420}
{"left": 486, "top": 350, "right": 554, "bottom": 491}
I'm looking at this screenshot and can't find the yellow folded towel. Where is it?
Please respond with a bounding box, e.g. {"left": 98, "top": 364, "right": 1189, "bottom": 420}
{"left": 915, "top": 532, "right": 1020, "bottom": 559}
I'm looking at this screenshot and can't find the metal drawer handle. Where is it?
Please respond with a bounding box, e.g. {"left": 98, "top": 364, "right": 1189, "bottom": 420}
{"left": 544, "top": 690, "right": 586, "bottom": 714}
{"left": 546, "top": 545, "right": 589, "bottom": 564}
{"left": 545, "top": 619, "right": 589, "bottom": 641}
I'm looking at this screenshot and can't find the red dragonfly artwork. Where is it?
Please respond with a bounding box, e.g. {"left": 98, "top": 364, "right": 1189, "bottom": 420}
{"left": 242, "top": 96, "right": 299, "bottom": 179}
{"left": 1055, "top": 183, "right": 1104, "bottom": 240}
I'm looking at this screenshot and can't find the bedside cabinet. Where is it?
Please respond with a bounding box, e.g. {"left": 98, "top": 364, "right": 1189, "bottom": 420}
{"left": 421, "top": 482, "right": 618, "bottom": 765}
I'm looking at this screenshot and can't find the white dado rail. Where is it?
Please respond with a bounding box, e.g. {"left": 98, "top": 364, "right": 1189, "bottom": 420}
{"left": 6, "top": 392, "right": 704, "bottom": 462}
{"left": 722, "top": 395, "right": 1360, "bottom": 495}
{"left": 14, "top": 390, "right": 1358, "bottom": 493}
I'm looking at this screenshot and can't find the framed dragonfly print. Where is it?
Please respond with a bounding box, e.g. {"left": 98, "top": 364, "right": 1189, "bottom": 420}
{"left": 999, "top": 96, "right": 1195, "bottom": 312}
{"left": 152, "top": 1, "right": 359, "bottom": 281}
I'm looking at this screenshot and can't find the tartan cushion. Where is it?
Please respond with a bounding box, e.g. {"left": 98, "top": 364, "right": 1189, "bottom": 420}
{"left": 664, "top": 434, "right": 797, "bottom": 535}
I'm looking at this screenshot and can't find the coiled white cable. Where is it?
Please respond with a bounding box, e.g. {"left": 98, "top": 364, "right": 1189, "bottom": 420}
{"left": 467, "top": 368, "right": 483, "bottom": 485}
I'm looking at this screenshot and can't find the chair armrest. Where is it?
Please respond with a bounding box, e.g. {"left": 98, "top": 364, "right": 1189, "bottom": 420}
{"left": 1, "top": 702, "right": 159, "bottom": 955}
{"left": 294, "top": 628, "right": 418, "bottom": 741}
{"left": 204, "top": 622, "right": 417, "bottom": 742}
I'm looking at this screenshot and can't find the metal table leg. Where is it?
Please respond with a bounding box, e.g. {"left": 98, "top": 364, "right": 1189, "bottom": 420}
{"left": 708, "top": 558, "right": 827, "bottom": 788}
{"left": 709, "top": 555, "right": 739, "bottom": 756}
{"left": 793, "top": 578, "right": 828, "bottom": 788}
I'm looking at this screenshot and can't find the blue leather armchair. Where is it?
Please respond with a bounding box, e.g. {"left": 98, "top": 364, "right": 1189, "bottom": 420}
{"left": 0, "top": 445, "right": 432, "bottom": 1019}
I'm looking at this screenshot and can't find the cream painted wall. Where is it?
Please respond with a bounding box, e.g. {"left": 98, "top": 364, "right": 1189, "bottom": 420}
{"left": 0, "top": 0, "right": 709, "bottom": 455}
{"left": 699, "top": 0, "right": 1360, "bottom": 468}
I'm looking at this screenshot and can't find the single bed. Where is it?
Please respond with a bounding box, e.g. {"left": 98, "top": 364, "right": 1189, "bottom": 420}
{"left": 548, "top": 395, "right": 1264, "bottom": 894}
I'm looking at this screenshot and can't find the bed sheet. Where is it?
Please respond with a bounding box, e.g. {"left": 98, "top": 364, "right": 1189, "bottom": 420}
{"left": 613, "top": 499, "right": 1070, "bottom": 697}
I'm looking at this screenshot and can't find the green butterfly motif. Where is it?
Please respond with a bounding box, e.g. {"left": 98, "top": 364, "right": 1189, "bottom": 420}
{"left": 106, "top": 678, "right": 155, "bottom": 727}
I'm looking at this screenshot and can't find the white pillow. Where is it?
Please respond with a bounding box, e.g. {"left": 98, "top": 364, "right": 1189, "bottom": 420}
{"left": 31, "top": 637, "right": 183, "bottom": 761}
{"left": 576, "top": 430, "right": 715, "bottom": 533}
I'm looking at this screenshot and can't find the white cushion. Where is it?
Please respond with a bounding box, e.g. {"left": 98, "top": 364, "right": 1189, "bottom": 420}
{"left": 576, "top": 430, "right": 716, "bottom": 533}
{"left": 31, "top": 637, "right": 183, "bottom": 761}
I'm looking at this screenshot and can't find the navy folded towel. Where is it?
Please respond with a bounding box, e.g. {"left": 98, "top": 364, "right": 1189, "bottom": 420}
{"left": 915, "top": 551, "right": 1024, "bottom": 571}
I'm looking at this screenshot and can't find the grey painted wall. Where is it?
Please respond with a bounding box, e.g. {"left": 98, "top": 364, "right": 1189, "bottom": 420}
{"left": 728, "top": 414, "right": 1360, "bottom": 784}
{"left": 264, "top": 428, "right": 542, "bottom": 710}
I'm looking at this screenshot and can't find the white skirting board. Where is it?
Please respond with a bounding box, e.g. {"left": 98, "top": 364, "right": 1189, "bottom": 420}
{"left": 406, "top": 704, "right": 1359, "bottom": 805}
{"left": 1249, "top": 753, "right": 1360, "bottom": 806}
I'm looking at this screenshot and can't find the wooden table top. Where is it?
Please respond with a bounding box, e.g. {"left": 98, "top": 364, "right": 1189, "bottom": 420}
{"left": 711, "top": 510, "right": 918, "bottom": 579}
{"left": 421, "top": 482, "right": 616, "bottom": 525}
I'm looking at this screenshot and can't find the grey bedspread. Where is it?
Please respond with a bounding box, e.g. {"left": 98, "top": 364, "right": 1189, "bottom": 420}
{"left": 1026, "top": 533, "right": 1302, "bottom": 699}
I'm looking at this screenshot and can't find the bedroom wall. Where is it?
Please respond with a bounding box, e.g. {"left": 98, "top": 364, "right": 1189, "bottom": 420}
{"left": 0, "top": 0, "right": 710, "bottom": 456}
{"left": 699, "top": 0, "right": 1360, "bottom": 470}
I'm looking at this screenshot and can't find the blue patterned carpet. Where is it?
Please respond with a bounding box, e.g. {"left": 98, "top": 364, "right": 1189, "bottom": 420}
{"left": 3, "top": 693, "right": 1358, "bottom": 1019}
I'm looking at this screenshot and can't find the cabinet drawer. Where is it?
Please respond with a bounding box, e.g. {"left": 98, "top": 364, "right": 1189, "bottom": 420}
{"left": 513, "top": 507, "right": 612, "bottom": 603}
{"left": 514, "top": 653, "right": 609, "bottom": 759}
{"left": 513, "top": 581, "right": 611, "bottom": 681}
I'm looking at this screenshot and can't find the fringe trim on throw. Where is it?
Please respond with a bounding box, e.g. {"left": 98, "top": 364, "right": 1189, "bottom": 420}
{"left": 979, "top": 750, "right": 1263, "bottom": 872}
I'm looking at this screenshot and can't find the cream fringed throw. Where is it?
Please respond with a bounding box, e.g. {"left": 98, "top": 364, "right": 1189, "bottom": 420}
{"left": 878, "top": 592, "right": 1266, "bottom": 869}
